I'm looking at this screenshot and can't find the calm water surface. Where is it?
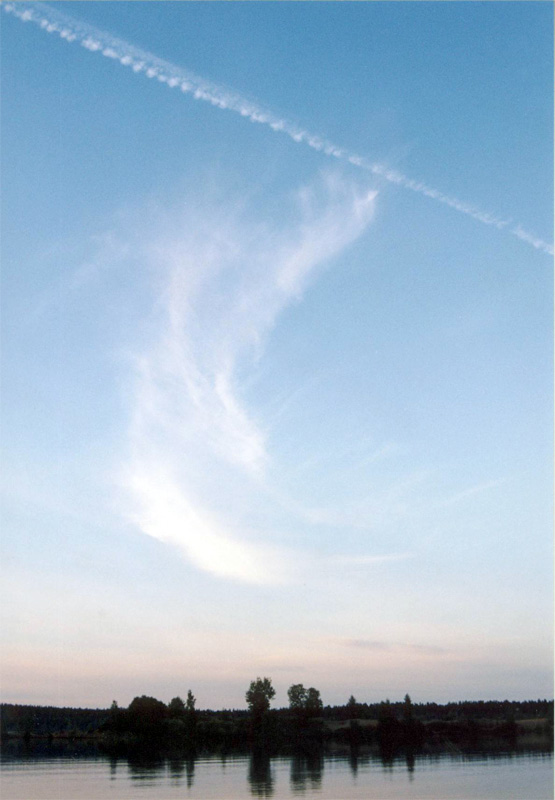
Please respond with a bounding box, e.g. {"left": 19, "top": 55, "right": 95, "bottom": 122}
{"left": 1, "top": 745, "right": 552, "bottom": 800}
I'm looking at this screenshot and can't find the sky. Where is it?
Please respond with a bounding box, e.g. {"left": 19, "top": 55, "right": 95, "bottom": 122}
{"left": 1, "top": 1, "right": 553, "bottom": 711}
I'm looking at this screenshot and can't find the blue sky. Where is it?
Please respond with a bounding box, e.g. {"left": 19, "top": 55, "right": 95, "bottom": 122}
{"left": 1, "top": 1, "right": 552, "bottom": 710}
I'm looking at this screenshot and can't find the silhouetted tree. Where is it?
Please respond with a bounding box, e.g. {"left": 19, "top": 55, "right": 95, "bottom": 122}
{"left": 288, "top": 684, "right": 308, "bottom": 717}
{"left": 347, "top": 695, "right": 359, "bottom": 719}
{"left": 401, "top": 693, "right": 424, "bottom": 747}
{"left": 127, "top": 695, "right": 168, "bottom": 736}
{"left": 246, "top": 677, "right": 275, "bottom": 746}
{"left": 287, "top": 685, "right": 322, "bottom": 720}
{"left": 377, "top": 699, "right": 402, "bottom": 755}
{"left": 378, "top": 699, "right": 393, "bottom": 721}
{"left": 186, "top": 690, "right": 196, "bottom": 713}
{"left": 168, "top": 697, "right": 186, "bottom": 719}
{"left": 403, "top": 694, "right": 413, "bottom": 723}
{"left": 305, "top": 688, "right": 323, "bottom": 718}
{"left": 246, "top": 678, "right": 275, "bottom": 720}
{"left": 287, "top": 683, "right": 324, "bottom": 747}
{"left": 104, "top": 699, "right": 127, "bottom": 734}
{"left": 185, "top": 689, "right": 197, "bottom": 737}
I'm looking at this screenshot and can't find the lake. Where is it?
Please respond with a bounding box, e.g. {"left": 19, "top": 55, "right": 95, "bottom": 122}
{"left": 0, "top": 743, "right": 552, "bottom": 799}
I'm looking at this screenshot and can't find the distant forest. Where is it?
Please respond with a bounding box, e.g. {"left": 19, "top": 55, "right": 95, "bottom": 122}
{"left": 1, "top": 697, "right": 553, "bottom": 737}
{"left": 1, "top": 685, "right": 553, "bottom": 755}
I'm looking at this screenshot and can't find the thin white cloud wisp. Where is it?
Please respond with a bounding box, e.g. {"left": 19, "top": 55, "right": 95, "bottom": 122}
{"left": 123, "top": 176, "right": 377, "bottom": 584}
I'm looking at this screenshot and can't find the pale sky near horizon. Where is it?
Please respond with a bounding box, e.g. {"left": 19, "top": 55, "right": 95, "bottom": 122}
{"left": 1, "top": 1, "right": 553, "bottom": 710}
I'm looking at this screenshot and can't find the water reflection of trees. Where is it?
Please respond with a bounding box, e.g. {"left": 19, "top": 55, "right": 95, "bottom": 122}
{"left": 348, "top": 746, "right": 359, "bottom": 777}
{"left": 124, "top": 751, "right": 195, "bottom": 788}
{"left": 168, "top": 755, "right": 185, "bottom": 781}
{"left": 348, "top": 746, "right": 376, "bottom": 778}
{"left": 248, "top": 750, "right": 274, "bottom": 797}
{"left": 290, "top": 752, "right": 323, "bottom": 793}
{"left": 168, "top": 754, "right": 195, "bottom": 788}
{"left": 127, "top": 753, "right": 165, "bottom": 780}
{"left": 406, "top": 751, "right": 415, "bottom": 781}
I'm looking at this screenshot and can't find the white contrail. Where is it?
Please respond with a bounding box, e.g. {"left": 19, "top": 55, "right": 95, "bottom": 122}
{"left": 5, "top": 1, "right": 553, "bottom": 256}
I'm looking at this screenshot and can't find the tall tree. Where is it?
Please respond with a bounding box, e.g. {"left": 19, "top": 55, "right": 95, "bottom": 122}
{"left": 288, "top": 684, "right": 307, "bottom": 716}
{"left": 186, "top": 690, "right": 196, "bottom": 711}
{"left": 403, "top": 694, "right": 413, "bottom": 722}
{"left": 288, "top": 683, "right": 323, "bottom": 724}
{"left": 246, "top": 677, "right": 275, "bottom": 721}
{"left": 168, "top": 696, "right": 186, "bottom": 718}
{"left": 127, "top": 695, "right": 168, "bottom": 735}
{"left": 305, "top": 688, "right": 323, "bottom": 717}
{"left": 185, "top": 689, "right": 197, "bottom": 735}
{"left": 347, "top": 695, "right": 359, "bottom": 720}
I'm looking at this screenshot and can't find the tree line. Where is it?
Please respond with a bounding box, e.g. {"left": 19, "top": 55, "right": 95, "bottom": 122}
{"left": 1, "top": 683, "right": 552, "bottom": 755}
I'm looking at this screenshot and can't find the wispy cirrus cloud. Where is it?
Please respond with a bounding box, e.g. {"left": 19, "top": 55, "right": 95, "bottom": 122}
{"left": 5, "top": 1, "right": 553, "bottom": 256}
{"left": 121, "top": 174, "right": 377, "bottom": 583}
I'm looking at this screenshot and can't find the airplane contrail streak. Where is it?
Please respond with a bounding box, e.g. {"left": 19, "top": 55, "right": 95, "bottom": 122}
{"left": 5, "top": 1, "right": 553, "bottom": 256}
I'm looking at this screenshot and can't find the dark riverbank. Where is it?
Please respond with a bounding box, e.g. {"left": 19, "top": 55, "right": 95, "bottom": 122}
{"left": 1, "top": 698, "right": 552, "bottom": 760}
